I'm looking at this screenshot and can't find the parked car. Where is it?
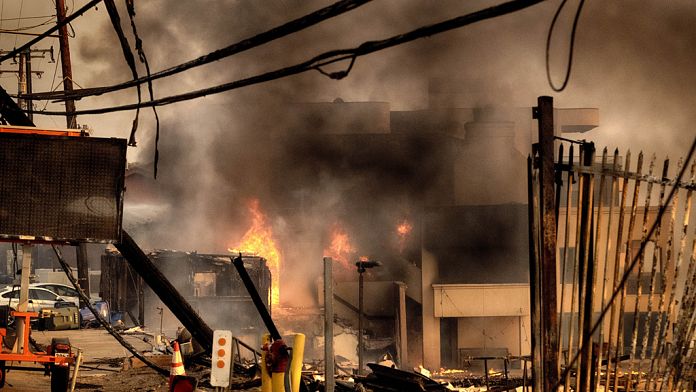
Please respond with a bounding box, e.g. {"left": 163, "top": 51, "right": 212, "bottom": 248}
{"left": 0, "top": 286, "right": 71, "bottom": 314}
{"left": 29, "top": 283, "right": 83, "bottom": 307}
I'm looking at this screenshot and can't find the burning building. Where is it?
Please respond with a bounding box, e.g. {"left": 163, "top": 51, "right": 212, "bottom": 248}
{"left": 115, "top": 84, "right": 599, "bottom": 372}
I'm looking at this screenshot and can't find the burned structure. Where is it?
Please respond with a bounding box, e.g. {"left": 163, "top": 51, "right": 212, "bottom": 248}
{"left": 117, "top": 85, "right": 600, "bottom": 373}
{"left": 100, "top": 248, "right": 271, "bottom": 347}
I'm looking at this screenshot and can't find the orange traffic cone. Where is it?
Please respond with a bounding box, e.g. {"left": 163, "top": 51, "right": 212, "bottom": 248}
{"left": 169, "top": 341, "right": 186, "bottom": 386}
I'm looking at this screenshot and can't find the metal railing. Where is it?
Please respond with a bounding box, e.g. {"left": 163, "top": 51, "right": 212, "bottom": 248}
{"left": 529, "top": 96, "right": 696, "bottom": 392}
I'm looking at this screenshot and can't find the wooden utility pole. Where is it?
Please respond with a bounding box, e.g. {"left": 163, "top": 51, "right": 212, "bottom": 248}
{"left": 533, "top": 96, "right": 559, "bottom": 391}
{"left": 55, "top": 0, "right": 76, "bottom": 129}
{"left": 56, "top": 0, "right": 89, "bottom": 301}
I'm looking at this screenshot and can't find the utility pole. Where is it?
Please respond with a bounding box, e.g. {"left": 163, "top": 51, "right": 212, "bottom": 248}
{"left": 56, "top": 0, "right": 89, "bottom": 302}
{"left": 55, "top": 0, "right": 77, "bottom": 129}
{"left": 24, "top": 49, "right": 32, "bottom": 122}
{"left": 532, "top": 96, "right": 560, "bottom": 392}
{"left": 0, "top": 48, "right": 51, "bottom": 119}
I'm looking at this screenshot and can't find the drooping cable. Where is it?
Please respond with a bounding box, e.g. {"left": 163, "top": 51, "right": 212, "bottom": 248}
{"left": 103, "top": 0, "right": 142, "bottom": 147}
{"left": 26, "top": 0, "right": 373, "bottom": 102}
{"left": 33, "top": 0, "right": 546, "bottom": 116}
{"left": 0, "top": 16, "right": 55, "bottom": 32}
{"left": 51, "top": 245, "right": 169, "bottom": 377}
{"left": 0, "top": 0, "right": 102, "bottom": 64}
{"left": 126, "top": 0, "right": 160, "bottom": 178}
{"left": 545, "top": 0, "right": 586, "bottom": 92}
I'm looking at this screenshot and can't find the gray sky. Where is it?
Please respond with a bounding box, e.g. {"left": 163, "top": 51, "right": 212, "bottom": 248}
{"left": 0, "top": 0, "right": 693, "bottom": 164}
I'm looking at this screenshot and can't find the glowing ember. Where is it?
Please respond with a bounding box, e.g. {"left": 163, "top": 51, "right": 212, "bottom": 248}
{"left": 229, "top": 199, "right": 281, "bottom": 306}
{"left": 323, "top": 223, "right": 356, "bottom": 269}
{"left": 396, "top": 219, "right": 413, "bottom": 253}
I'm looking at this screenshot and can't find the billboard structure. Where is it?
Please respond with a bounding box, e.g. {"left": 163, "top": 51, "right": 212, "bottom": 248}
{"left": 0, "top": 128, "right": 127, "bottom": 243}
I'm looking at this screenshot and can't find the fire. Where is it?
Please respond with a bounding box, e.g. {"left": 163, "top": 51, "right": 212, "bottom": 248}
{"left": 229, "top": 199, "right": 281, "bottom": 306}
{"left": 396, "top": 219, "right": 413, "bottom": 253}
{"left": 323, "top": 223, "right": 356, "bottom": 269}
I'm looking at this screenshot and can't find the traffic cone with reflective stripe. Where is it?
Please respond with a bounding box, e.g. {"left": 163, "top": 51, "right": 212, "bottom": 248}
{"left": 169, "top": 341, "right": 186, "bottom": 387}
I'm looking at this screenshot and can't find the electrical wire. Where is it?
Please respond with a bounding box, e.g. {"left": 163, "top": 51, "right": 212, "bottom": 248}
{"left": 33, "top": 0, "right": 547, "bottom": 116}
{"left": 554, "top": 135, "right": 696, "bottom": 389}
{"left": 51, "top": 245, "right": 170, "bottom": 377}
{"left": 103, "top": 0, "right": 142, "bottom": 147}
{"left": 26, "top": 0, "right": 374, "bottom": 102}
{"left": 0, "top": 16, "right": 55, "bottom": 32}
{"left": 0, "top": 0, "right": 102, "bottom": 64}
{"left": 13, "top": 0, "right": 24, "bottom": 48}
{"left": 545, "top": 0, "right": 585, "bottom": 92}
{"left": 0, "top": 14, "right": 56, "bottom": 22}
{"left": 40, "top": 49, "right": 60, "bottom": 111}
{"left": 126, "top": 0, "right": 160, "bottom": 177}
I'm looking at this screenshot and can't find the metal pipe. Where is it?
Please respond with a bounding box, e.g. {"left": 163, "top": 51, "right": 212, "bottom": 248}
{"left": 578, "top": 143, "right": 596, "bottom": 392}
{"left": 526, "top": 155, "right": 539, "bottom": 389}
{"left": 358, "top": 267, "right": 364, "bottom": 375}
{"left": 557, "top": 144, "right": 573, "bottom": 371}
{"left": 232, "top": 256, "right": 281, "bottom": 341}
{"left": 324, "top": 257, "right": 335, "bottom": 392}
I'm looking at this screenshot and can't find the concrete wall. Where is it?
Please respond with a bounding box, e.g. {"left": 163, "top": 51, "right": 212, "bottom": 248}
{"left": 422, "top": 249, "right": 440, "bottom": 369}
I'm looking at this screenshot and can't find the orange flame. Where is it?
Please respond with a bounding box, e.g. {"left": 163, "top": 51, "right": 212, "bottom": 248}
{"left": 230, "top": 199, "right": 281, "bottom": 306}
{"left": 323, "top": 223, "right": 356, "bottom": 269}
{"left": 396, "top": 219, "right": 413, "bottom": 253}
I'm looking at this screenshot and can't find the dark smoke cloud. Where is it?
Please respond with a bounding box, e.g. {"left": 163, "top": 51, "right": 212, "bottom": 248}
{"left": 54, "top": 0, "right": 696, "bottom": 308}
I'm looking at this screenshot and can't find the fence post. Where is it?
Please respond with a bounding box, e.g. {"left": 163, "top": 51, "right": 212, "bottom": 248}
{"left": 533, "top": 96, "right": 559, "bottom": 391}
{"left": 578, "top": 142, "right": 596, "bottom": 392}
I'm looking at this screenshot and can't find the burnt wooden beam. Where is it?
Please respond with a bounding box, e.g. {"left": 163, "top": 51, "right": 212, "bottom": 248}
{"left": 116, "top": 230, "right": 214, "bottom": 351}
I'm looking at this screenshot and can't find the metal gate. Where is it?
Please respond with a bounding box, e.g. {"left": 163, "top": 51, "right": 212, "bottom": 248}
{"left": 529, "top": 96, "right": 696, "bottom": 392}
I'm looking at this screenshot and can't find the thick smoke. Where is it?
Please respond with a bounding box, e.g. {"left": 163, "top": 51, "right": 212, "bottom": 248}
{"left": 50, "top": 0, "right": 696, "bottom": 312}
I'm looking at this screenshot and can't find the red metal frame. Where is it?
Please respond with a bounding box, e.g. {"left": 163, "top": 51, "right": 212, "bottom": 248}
{"left": 0, "top": 125, "right": 84, "bottom": 137}
{"left": 0, "top": 311, "right": 73, "bottom": 366}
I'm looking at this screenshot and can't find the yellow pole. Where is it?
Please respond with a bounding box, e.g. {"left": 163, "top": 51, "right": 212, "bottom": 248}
{"left": 271, "top": 372, "right": 285, "bottom": 392}
{"left": 261, "top": 334, "right": 272, "bottom": 392}
{"left": 290, "top": 333, "right": 306, "bottom": 392}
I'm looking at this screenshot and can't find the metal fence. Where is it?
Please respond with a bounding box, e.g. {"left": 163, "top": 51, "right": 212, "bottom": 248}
{"left": 528, "top": 97, "right": 696, "bottom": 392}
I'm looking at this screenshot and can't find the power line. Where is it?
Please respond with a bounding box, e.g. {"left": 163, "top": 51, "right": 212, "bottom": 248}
{"left": 0, "top": 0, "right": 102, "bottom": 64}
{"left": 103, "top": 0, "right": 142, "bottom": 146}
{"left": 0, "top": 16, "right": 55, "bottom": 32}
{"left": 27, "top": 0, "right": 374, "bottom": 102}
{"left": 33, "top": 0, "right": 546, "bottom": 116}
{"left": 0, "top": 14, "right": 56, "bottom": 22}
{"left": 125, "top": 0, "right": 160, "bottom": 177}
{"left": 545, "top": 0, "right": 586, "bottom": 92}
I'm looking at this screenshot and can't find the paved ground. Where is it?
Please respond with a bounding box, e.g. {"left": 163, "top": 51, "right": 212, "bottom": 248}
{"left": 0, "top": 328, "right": 264, "bottom": 391}
{"left": 1, "top": 328, "right": 168, "bottom": 391}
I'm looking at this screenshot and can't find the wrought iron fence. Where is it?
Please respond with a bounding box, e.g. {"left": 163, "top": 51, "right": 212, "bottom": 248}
{"left": 529, "top": 96, "right": 696, "bottom": 392}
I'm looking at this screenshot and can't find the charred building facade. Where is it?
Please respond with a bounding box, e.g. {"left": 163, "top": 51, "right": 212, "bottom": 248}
{"left": 118, "top": 91, "right": 599, "bottom": 370}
